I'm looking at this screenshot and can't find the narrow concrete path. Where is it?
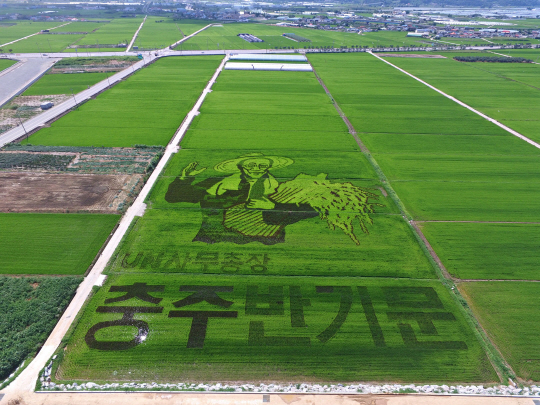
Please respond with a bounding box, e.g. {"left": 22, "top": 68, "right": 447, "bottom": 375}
{"left": 126, "top": 15, "right": 147, "bottom": 52}
{"left": 169, "top": 24, "right": 213, "bottom": 49}
{"left": 2, "top": 54, "right": 228, "bottom": 396}
{"left": 0, "top": 22, "right": 72, "bottom": 49}
{"left": 369, "top": 51, "right": 540, "bottom": 151}
{"left": 0, "top": 57, "right": 58, "bottom": 108}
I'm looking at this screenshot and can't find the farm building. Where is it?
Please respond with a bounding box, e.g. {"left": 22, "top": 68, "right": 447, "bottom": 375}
{"left": 224, "top": 62, "right": 312, "bottom": 71}
{"left": 229, "top": 53, "right": 307, "bottom": 62}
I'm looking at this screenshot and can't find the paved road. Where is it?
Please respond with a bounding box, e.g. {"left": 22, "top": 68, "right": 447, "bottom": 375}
{"left": 1, "top": 391, "right": 538, "bottom": 404}
{"left": 6, "top": 43, "right": 519, "bottom": 61}
{"left": 126, "top": 15, "right": 147, "bottom": 52}
{"left": 0, "top": 53, "right": 158, "bottom": 147}
{"left": 0, "top": 57, "right": 58, "bottom": 108}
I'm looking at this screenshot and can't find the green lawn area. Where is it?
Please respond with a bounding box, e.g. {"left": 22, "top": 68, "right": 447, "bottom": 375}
{"left": 0, "top": 213, "right": 119, "bottom": 275}
{"left": 459, "top": 282, "right": 540, "bottom": 381}
{"left": 24, "top": 56, "right": 223, "bottom": 147}
{"left": 22, "top": 72, "right": 109, "bottom": 95}
{"left": 58, "top": 274, "right": 496, "bottom": 383}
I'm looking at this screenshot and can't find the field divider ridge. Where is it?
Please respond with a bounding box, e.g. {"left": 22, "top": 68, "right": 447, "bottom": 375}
{"left": 368, "top": 51, "right": 540, "bottom": 150}
{"left": 308, "top": 55, "right": 515, "bottom": 383}
{"left": 0, "top": 22, "right": 72, "bottom": 48}
{"left": 3, "top": 54, "right": 229, "bottom": 395}
{"left": 126, "top": 15, "right": 147, "bottom": 53}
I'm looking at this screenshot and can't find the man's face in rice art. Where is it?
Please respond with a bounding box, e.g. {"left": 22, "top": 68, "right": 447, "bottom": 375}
{"left": 239, "top": 158, "right": 272, "bottom": 179}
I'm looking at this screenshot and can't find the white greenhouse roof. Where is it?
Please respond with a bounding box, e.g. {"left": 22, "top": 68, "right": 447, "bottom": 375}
{"left": 229, "top": 54, "right": 308, "bottom": 62}
{"left": 224, "top": 62, "right": 313, "bottom": 71}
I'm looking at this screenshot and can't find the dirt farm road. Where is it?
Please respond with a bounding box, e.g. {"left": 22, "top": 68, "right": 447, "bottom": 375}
{"left": 1, "top": 391, "right": 539, "bottom": 405}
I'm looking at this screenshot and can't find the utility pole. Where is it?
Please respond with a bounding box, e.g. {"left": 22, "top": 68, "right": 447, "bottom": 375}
{"left": 17, "top": 114, "right": 28, "bottom": 142}
{"left": 105, "top": 70, "right": 111, "bottom": 88}
{"left": 71, "top": 88, "right": 78, "bottom": 110}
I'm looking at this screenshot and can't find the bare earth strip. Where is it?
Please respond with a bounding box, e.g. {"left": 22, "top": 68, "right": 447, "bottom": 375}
{"left": 368, "top": 51, "right": 540, "bottom": 151}
{"left": 1, "top": 391, "right": 536, "bottom": 405}
{"left": 0, "top": 172, "right": 141, "bottom": 213}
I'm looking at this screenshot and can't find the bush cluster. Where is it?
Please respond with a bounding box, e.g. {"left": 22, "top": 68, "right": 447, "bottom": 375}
{"left": 0, "top": 276, "right": 81, "bottom": 381}
{"left": 453, "top": 56, "right": 533, "bottom": 63}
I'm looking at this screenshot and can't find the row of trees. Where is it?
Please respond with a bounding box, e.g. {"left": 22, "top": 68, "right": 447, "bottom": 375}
{"left": 454, "top": 56, "right": 533, "bottom": 63}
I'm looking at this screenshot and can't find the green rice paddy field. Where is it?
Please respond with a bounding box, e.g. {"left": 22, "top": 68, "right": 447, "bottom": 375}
{"left": 379, "top": 52, "right": 540, "bottom": 143}
{"left": 459, "top": 282, "right": 540, "bottom": 381}
{"left": 180, "top": 23, "right": 425, "bottom": 51}
{"left": 56, "top": 59, "right": 504, "bottom": 385}
{"left": 67, "top": 19, "right": 144, "bottom": 52}
{"left": 10, "top": 43, "right": 540, "bottom": 384}
{"left": 6, "top": 22, "right": 107, "bottom": 53}
{"left": 0, "top": 21, "right": 61, "bottom": 45}
{"left": 0, "top": 213, "right": 119, "bottom": 275}
{"left": 23, "top": 56, "right": 222, "bottom": 146}
{"left": 133, "top": 18, "right": 208, "bottom": 50}
{"left": 308, "top": 52, "right": 540, "bottom": 380}
{"left": 22, "top": 72, "right": 109, "bottom": 95}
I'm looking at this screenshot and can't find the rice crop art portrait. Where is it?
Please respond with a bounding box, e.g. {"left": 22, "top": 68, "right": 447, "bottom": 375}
{"left": 165, "top": 153, "right": 383, "bottom": 245}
